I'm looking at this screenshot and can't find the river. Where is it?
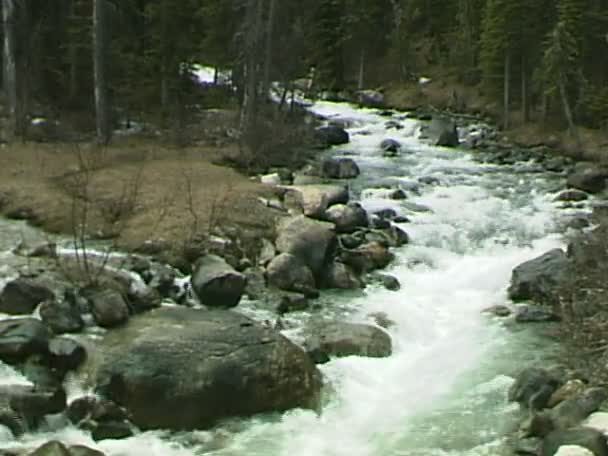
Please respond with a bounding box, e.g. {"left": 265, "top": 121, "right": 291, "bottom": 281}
{"left": 0, "top": 100, "right": 588, "bottom": 455}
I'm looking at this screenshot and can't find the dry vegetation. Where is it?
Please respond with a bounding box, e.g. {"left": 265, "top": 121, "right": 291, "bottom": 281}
{"left": 0, "top": 139, "right": 280, "bottom": 260}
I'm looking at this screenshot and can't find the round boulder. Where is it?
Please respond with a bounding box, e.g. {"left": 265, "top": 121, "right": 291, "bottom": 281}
{"left": 266, "top": 253, "right": 317, "bottom": 295}
{"left": 314, "top": 126, "right": 349, "bottom": 147}
{"left": 324, "top": 203, "right": 369, "bottom": 234}
{"left": 0, "top": 318, "right": 51, "bottom": 364}
{"left": 508, "top": 249, "right": 569, "bottom": 304}
{"left": 88, "top": 290, "right": 130, "bottom": 328}
{"left": 0, "top": 278, "right": 54, "bottom": 315}
{"left": 380, "top": 139, "right": 401, "bottom": 156}
{"left": 93, "top": 307, "right": 322, "bottom": 430}
{"left": 39, "top": 299, "right": 84, "bottom": 334}
{"left": 321, "top": 157, "right": 360, "bottom": 179}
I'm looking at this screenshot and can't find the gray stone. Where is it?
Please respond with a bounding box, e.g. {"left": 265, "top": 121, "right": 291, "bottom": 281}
{"left": 567, "top": 164, "right": 608, "bottom": 194}
{"left": 324, "top": 203, "right": 369, "bottom": 233}
{"left": 542, "top": 428, "right": 608, "bottom": 456}
{"left": 0, "top": 279, "right": 54, "bottom": 315}
{"left": 283, "top": 185, "right": 349, "bottom": 219}
{"left": 322, "top": 158, "right": 360, "bottom": 179}
{"left": 266, "top": 253, "right": 316, "bottom": 295}
{"left": 89, "top": 290, "right": 130, "bottom": 328}
{"left": 0, "top": 318, "right": 51, "bottom": 364}
{"left": 39, "top": 300, "right": 84, "bottom": 334}
{"left": 508, "top": 249, "right": 569, "bottom": 304}
{"left": 191, "top": 255, "right": 247, "bottom": 308}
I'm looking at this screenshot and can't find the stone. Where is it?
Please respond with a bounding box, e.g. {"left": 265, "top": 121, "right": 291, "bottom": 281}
{"left": 191, "top": 255, "right": 247, "bottom": 308}
{"left": 551, "top": 388, "right": 608, "bottom": 431}
{"left": 91, "top": 421, "right": 133, "bottom": 441}
{"left": 584, "top": 412, "right": 608, "bottom": 436}
{"left": 509, "top": 367, "right": 561, "bottom": 409}
{"left": 0, "top": 279, "right": 54, "bottom": 315}
{"left": 482, "top": 305, "right": 512, "bottom": 317}
{"left": 304, "top": 322, "right": 392, "bottom": 363}
{"left": 28, "top": 441, "right": 71, "bottom": 456}
{"left": 0, "top": 318, "right": 51, "bottom": 364}
{"left": 92, "top": 307, "right": 322, "bottom": 430}
{"left": 357, "top": 90, "right": 384, "bottom": 108}
{"left": 567, "top": 164, "right": 608, "bottom": 194}
{"left": 283, "top": 185, "right": 349, "bottom": 219}
{"left": 275, "top": 215, "right": 337, "bottom": 275}
{"left": 380, "top": 139, "right": 401, "bottom": 156}
{"left": 367, "top": 312, "right": 396, "bottom": 329}
{"left": 266, "top": 253, "right": 316, "bottom": 295}
{"left": 314, "top": 126, "right": 350, "bottom": 147}
{"left": 127, "top": 285, "right": 162, "bottom": 313}
{"left": 554, "top": 446, "right": 595, "bottom": 456}
{"left": 340, "top": 242, "right": 394, "bottom": 274}
{"left": 39, "top": 300, "right": 84, "bottom": 334}
{"left": 542, "top": 428, "right": 608, "bottom": 456}
{"left": 89, "top": 290, "right": 130, "bottom": 328}
{"left": 508, "top": 249, "right": 570, "bottom": 305}
{"left": 68, "top": 446, "right": 106, "bottom": 456}
{"left": 549, "top": 380, "right": 587, "bottom": 408}
{"left": 555, "top": 190, "right": 589, "bottom": 202}
{"left": 48, "top": 337, "right": 86, "bottom": 373}
{"left": 368, "top": 273, "right": 401, "bottom": 291}
{"left": 324, "top": 203, "right": 369, "bottom": 233}
{"left": 321, "top": 157, "right": 360, "bottom": 179}
{"left": 321, "top": 261, "right": 364, "bottom": 290}
{"left": 515, "top": 305, "right": 561, "bottom": 323}
{"left": 276, "top": 292, "right": 309, "bottom": 314}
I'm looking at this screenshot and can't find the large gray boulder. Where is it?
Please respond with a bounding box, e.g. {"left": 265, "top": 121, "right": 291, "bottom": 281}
{"left": 321, "top": 157, "right": 360, "bottom": 179}
{"left": 93, "top": 307, "right": 322, "bottom": 430}
{"left": 508, "top": 249, "right": 570, "bottom": 304}
{"left": 0, "top": 384, "right": 66, "bottom": 435}
{"left": 305, "top": 322, "right": 392, "bottom": 364}
{"left": 283, "top": 184, "right": 349, "bottom": 218}
{"left": 266, "top": 253, "right": 316, "bottom": 294}
{"left": 321, "top": 261, "right": 364, "bottom": 290}
{"left": 0, "top": 278, "right": 54, "bottom": 315}
{"left": 541, "top": 428, "right": 608, "bottom": 456}
{"left": 275, "top": 215, "right": 337, "bottom": 276}
{"left": 422, "top": 118, "right": 459, "bottom": 147}
{"left": 380, "top": 139, "right": 401, "bottom": 156}
{"left": 509, "top": 367, "right": 561, "bottom": 410}
{"left": 88, "top": 290, "right": 130, "bottom": 328}
{"left": 567, "top": 163, "right": 608, "bottom": 194}
{"left": 356, "top": 89, "right": 385, "bottom": 108}
{"left": 324, "top": 203, "right": 369, "bottom": 233}
{"left": 191, "top": 254, "right": 247, "bottom": 308}
{"left": 340, "top": 241, "right": 394, "bottom": 273}
{"left": 39, "top": 299, "right": 84, "bottom": 334}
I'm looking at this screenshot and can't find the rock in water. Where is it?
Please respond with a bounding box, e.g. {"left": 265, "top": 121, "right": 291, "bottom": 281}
{"left": 567, "top": 163, "right": 608, "bottom": 194}
{"left": 321, "top": 157, "right": 360, "bottom": 179}
{"left": 314, "top": 126, "right": 350, "bottom": 147}
{"left": 191, "top": 255, "right": 247, "bottom": 308}
{"left": 508, "top": 249, "right": 569, "bottom": 304}
{"left": 93, "top": 307, "right": 322, "bottom": 430}
{"left": 0, "top": 279, "right": 54, "bottom": 315}
{"left": 89, "top": 290, "right": 130, "bottom": 328}
{"left": 0, "top": 318, "right": 51, "bottom": 364}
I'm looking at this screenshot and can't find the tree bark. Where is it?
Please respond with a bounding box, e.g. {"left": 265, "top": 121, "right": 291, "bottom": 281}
{"left": 261, "top": 0, "right": 276, "bottom": 100}
{"left": 521, "top": 57, "right": 529, "bottom": 123}
{"left": 3, "top": 0, "right": 18, "bottom": 138}
{"left": 503, "top": 52, "right": 510, "bottom": 130}
{"left": 93, "top": 0, "right": 111, "bottom": 144}
{"left": 239, "top": 0, "right": 264, "bottom": 134}
{"left": 559, "top": 80, "right": 578, "bottom": 143}
{"left": 357, "top": 49, "right": 366, "bottom": 90}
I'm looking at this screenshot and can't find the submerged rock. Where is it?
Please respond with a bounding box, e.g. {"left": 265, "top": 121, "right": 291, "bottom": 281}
{"left": 93, "top": 307, "right": 322, "bottom": 430}
{"left": 380, "top": 138, "right": 401, "bottom": 156}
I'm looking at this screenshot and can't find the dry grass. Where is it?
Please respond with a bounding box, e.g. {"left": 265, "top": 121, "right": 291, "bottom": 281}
{"left": 0, "top": 139, "right": 279, "bottom": 256}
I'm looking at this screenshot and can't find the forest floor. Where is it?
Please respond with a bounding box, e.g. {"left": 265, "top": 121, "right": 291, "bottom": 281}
{"left": 384, "top": 73, "right": 608, "bottom": 163}
{"left": 0, "top": 138, "right": 279, "bottom": 259}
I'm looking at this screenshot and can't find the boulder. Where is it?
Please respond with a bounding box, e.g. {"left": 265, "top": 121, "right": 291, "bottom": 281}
{"left": 380, "top": 139, "right": 401, "bottom": 156}
{"left": 67, "top": 396, "right": 130, "bottom": 426}
{"left": 549, "top": 380, "right": 587, "bottom": 408}
{"left": 585, "top": 412, "right": 608, "bottom": 436}
{"left": 554, "top": 446, "right": 595, "bottom": 456}
{"left": 0, "top": 279, "right": 54, "bottom": 315}
{"left": 191, "top": 255, "right": 247, "bottom": 308}
{"left": 437, "top": 126, "right": 460, "bottom": 147}
{"left": 305, "top": 322, "right": 392, "bottom": 363}
{"left": 422, "top": 118, "right": 459, "bottom": 147}
{"left": 508, "top": 249, "right": 570, "bottom": 304}
{"left": 368, "top": 273, "right": 401, "bottom": 291}
{"left": 555, "top": 190, "right": 589, "bottom": 202}
{"left": 69, "top": 446, "right": 106, "bottom": 456}
{"left": 542, "top": 428, "right": 608, "bottom": 456}
{"left": 266, "top": 253, "right": 316, "bottom": 295}
{"left": 22, "top": 354, "right": 63, "bottom": 390}
{"left": 357, "top": 89, "right": 384, "bottom": 108}
{"left": 28, "top": 441, "right": 71, "bottom": 456}
{"left": 39, "top": 299, "right": 84, "bottom": 334}
{"left": 127, "top": 284, "right": 162, "bottom": 313}
{"left": 324, "top": 203, "right": 369, "bottom": 233}
{"left": 0, "top": 318, "right": 51, "bottom": 364}
{"left": 275, "top": 215, "right": 337, "bottom": 275}
{"left": 509, "top": 367, "right": 561, "bottom": 410}
{"left": 276, "top": 292, "right": 309, "bottom": 314}
{"left": 47, "top": 337, "right": 86, "bottom": 373}
{"left": 283, "top": 184, "right": 349, "bottom": 218}
{"left": 340, "top": 241, "right": 394, "bottom": 274}
{"left": 314, "top": 126, "right": 350, "bottom": 147}
{"left": 515, "top": 305, "right": 561, "bottom": 323}
{"left": 0, "top": 384, "right": 66, "bottom": 432}
{"left": 92, "top": 307, "right": 322, "bottom": 430}
{"left": 551, "top": 388, "right": 608, "bottom": 431}
{"left": 321, "top": 261, "right": 364, "bottom": 290}
{"left": 321, "top": 157, "right": 360, "bottom": 179}
{"left": 567, "top": 164, "right": 608, "bottom": 194}
{"left": 388, "top": 189, "right": 407, "bottom": 200}
{"left": 89, "top": 290, "right": 130, "bottom": 328}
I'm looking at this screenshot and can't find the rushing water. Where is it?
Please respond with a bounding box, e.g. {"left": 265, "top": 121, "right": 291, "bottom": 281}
{"left": 0, "top": 101, "right": 591, "bottom": 455}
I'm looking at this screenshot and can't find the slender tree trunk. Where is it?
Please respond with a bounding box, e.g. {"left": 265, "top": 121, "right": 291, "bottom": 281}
{"left": 93, "top": 0, "right": 110, "bottom": 144}
{"left": 159, "top": 0, "right": 169, "bottom": 121}
{"left": 239, "top": 0, "right": 263, "bottom": 134}
{"left": 521, "top": 60, "right": 529, "bottom": 123}
{"left": 3, "top": 0, "right": 18, "bottom": 139}
{"left": 261, "top": 0, "right": 276, "bottom": 100}
{"left": 503, "top": 52, "right": 510, "bottom": 130}
{"left": 357, "top": 49, "right": 366, "bottom": 90}
{"left": 559, "top": 80, "right": 578, "bottom": 142}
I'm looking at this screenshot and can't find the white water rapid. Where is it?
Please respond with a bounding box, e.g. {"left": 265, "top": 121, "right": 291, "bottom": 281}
{"left": 0, "top": 100, "right": 589, "bottom": 456}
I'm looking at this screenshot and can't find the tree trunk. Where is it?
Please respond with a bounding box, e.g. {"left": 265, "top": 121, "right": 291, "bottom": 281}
{"left": 261, "top": 0, "right": 276, "bottom": 100}
{"left": 3, "top": 0, "right": 18, "bottom": 139}
{"left": 239, "top": 0, "right": 264, "bottom": 135}
{"left": 357, "top": 49, "right": 366, "bottom": 90}
{"left": 93, "top": 0, "right": 110, "bottom": 144}
{"left": 559, "top": 80, "right": 578, "bottom": 143}
{"left": 159, "top": 0, "right": 169, "bottom": 122}
{"left": 521, "top": 57, "right": 529, "bottom": 123}
{"left": 503, "top": 52, "right": 510, "bottom": 130}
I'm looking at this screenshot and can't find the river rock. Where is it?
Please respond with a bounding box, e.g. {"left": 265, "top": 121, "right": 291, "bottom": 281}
{"left": 48, "top": 337, "right": 86, "bottom": 373}
{"left": 266, "top": 253, "right": 316, "bottom": 295}
{"left": 549, "top": 380, "right": 587, "bottom": 408}
{"left": 509, "top": 367, "right": 561, "bottom": 410}
{"left": 482, "top": 305, "right": 512, "bottom": 317}
{"left": 0, "top": 318, "right": 51, "bottom": 364}
{"left": 191, "top": 255, "right": 247, "bottom": 308}
{"left": 283, "top": 184, "right": 349, "bottom": 218}
{"left": 567, "top": 164, "right": 608, "bottom": 194}
{"left": 39, "top": 299, "right": 84, "bottom": 334}
{"left": 0, "top": 279, "right": 54, "bottom": 315}
{"left": 69, "top": 446, "right": 106, "bottom": 456}
{"left": 127, "top": 284, "right": 162, "bottom": 313}
{"left": 88, "top": 290, "right": 130, "bottom": 328}
{"left": 276, "top": 292, "right": 309, "bottom": 314}
{"left": 551, "top": 388, "right": 608, "bottom": 431}
{"left": 0, "top": 384, "right": 66, "bottom": 432}
{"left": 275, "top": 215, "right": 337, "bottom": 275}
{"left": 357, "top": 89, "right": 385, "bottom": 108}
{"left": 554, "top": 446, "right": 595, "bottom": 456}
{"left": 368, "top": 272, "right": 401, "bottom": 291}
{"left": 585, "top": 412, "right": 608, "bottom": 436}
{"left": 321, "top": 157, "right": 360, "bottom": 179}
{"left": 28, "top": 441, "right": 71, "bottom": 456}
{"left": 93, "top": 307, "right": 322, "bottom": 430}
{"left": 304, "top": 322, "right": 392, "bottom": 363}
{"left": 555, "top": 190, "right": 589, "bottom": 202}
{"left": 380, "top": 139, "right": 401, "bottom": 156}
{"left": 340, "top": 241, "right": 394, "bottom": 273}
{"left": 321, "top": 261, "right": 364, "bottom": 290}
{"left": 374, "top": 208, "right": 398, "bottom": 220}
{"left": 542, "top": 428, "right": 608, "bottom": 456}
{"left": 508, "top": 249, "right": 569, "bottom": 304}
{"left": 515, "top": 305, "right": 561, "bottom": 323}
{"left": 324, "top": 203, "right": 369, "bottom": 233}
{"left": 314, "top": 126, "right": 350, "bottom": 147}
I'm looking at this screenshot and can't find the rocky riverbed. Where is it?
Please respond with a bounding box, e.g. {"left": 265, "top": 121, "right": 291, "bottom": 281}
{"left": 0, "top": 99, "right": 607, "bottom": 455}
